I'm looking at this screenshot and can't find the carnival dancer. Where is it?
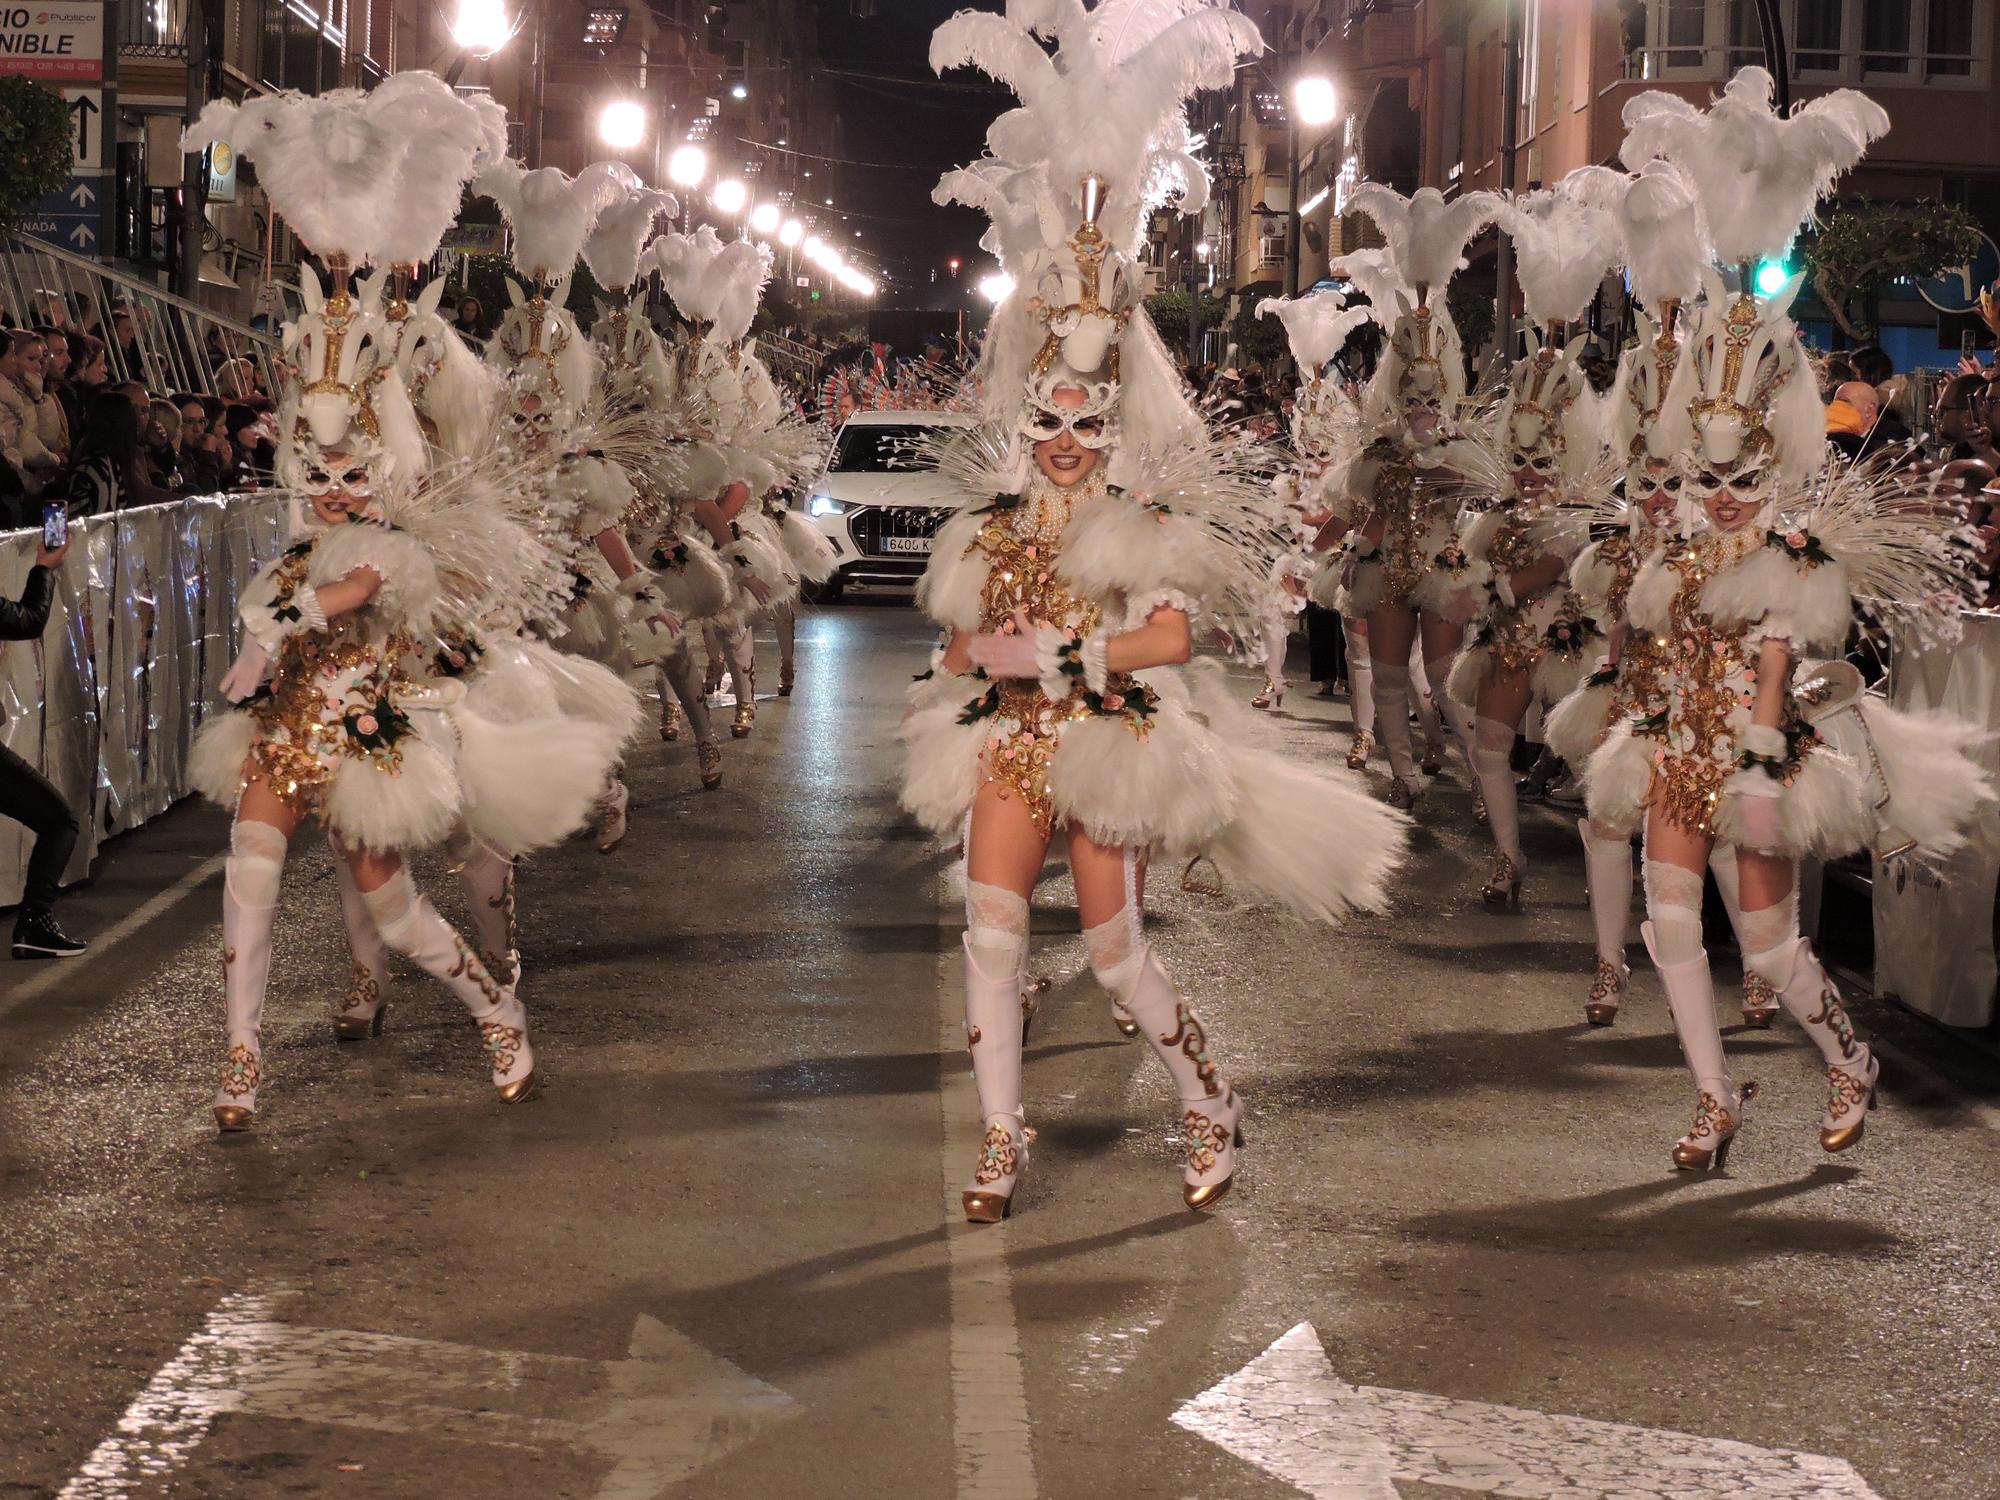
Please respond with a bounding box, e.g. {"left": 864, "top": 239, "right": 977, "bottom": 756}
{"left": 648, "top": 228, "right": 788, "bottom": 745}
{"left": 1539, "top": 162, "right": 1769, "bottom": 1028}
{"left": 1321, "top": 201, "right": 1502, "bottom": 809}
{"left": 476, "top": 159, "right": 680, "bottom": 834}
{"left": 914, "top": 0, "right": 1406, "bottom": 1220}
{"left": 1254, "top": 290, "right": 1370, "bottom": 721}
{"left": 1587, "top": 69, "right": 1992, "bottom": 1167}
{"left": 737, "top": 340, "right": 838, "bottom": 697}
{"left": 1441, "top": 175, "right": 1623, "bottom": 903}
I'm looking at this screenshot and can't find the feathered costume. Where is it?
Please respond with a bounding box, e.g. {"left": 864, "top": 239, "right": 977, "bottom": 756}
{"left": 912, "top": 0, "right": 1405, "bottom": 1220}
{"left": 1574, "top": 68, "right": 1989, "bottom": 1170}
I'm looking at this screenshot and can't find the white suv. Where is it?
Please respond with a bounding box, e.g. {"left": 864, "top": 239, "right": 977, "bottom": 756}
{"left": 797, "top": 409, "right": 977, "bottom": 599}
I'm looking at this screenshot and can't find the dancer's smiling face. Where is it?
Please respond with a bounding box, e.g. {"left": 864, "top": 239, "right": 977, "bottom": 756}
{"left": 306, "top": 451, "right": 372, "bottom": 524}
{"left": 1031, "top": 385, "right": 1103, "bottom": 488}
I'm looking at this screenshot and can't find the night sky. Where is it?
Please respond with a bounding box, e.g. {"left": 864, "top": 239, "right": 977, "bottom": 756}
{"left": 816, "top": 0, "right": 1005, "bottom": 308}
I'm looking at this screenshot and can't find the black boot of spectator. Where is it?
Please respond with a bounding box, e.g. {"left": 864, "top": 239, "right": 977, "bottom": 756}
{"left": 13, "top": 906, "right": 85, "bottom": 959}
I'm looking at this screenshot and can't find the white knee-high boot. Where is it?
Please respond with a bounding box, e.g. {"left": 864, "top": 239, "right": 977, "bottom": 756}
{"left": 1372, "top": 654, "right": 1418, "bottom": 800}
{"left": 660, "top": 642, "right": 723, "bottom": 789}
{"left": 1707, "top": 843, "right": 1781, "bottom": 1027}
{"left": 1122, "top": 947, "right": 1244, "bottom": 1210}
{"left": 329, "top": 836, "right": 390, "bottom": 1040}
{"left": 361, "top": 871, "right": 536, "bottom": 1103}
{"left": 963, "top": 879, "right": 1032, "bottom": 1221}
{"left": 1409, "top": 643, "right": 1446, "bottom": 771}
{"left": 1345, "top": 644, "right": 1375, "bottom": 768}
{"left": 213, "top": 821, "right": 288, "bottom": 1130}
{"left": 1472, "top": 718, "right": 1525, "bottom": 902}
{"left": 455, "top": 839, "right": 520, "bottom": 990}
{"left": 1579, "top": 819, "right": 1633, "bottom": 1023}
{"left": 1643, "top": 857, "right": 1754, "bottom": 1171}
{"left": 777, "top": 604, "right": 797, "bottom": 694}
{"left": 1742, "top": 920, "right": 1880, "bottom": 1153}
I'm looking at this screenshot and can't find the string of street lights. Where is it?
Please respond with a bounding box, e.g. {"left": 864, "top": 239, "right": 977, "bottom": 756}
{"left": 447, "top": 0, "right": 878, "bottom": 300}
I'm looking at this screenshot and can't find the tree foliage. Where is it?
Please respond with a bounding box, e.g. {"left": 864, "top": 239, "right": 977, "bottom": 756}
{"left": 1806, "top": 197, "right": 1983, "bottom": 343}
{"left": 1144, "top": 288, "right": 1228, "bottom": 354}
{"left": 0, "top": 78, "right": 75, "bottom": 236}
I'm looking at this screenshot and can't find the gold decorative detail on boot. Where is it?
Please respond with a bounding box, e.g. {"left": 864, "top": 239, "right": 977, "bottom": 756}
{"left": 481, "top": 1018, "right": 536, "bottom": 1103}
{"left": 1163, "top": 1002, "right": 1221, "bottom": 1097}
{"left": 1672, "top": 1081, "right": 1755, "bottom": 1172}
{"left": 1820, "top": 1053, "right": 1879, "bottom": 1153}
{"left": 331, "top": 962, "right": 386, "bottom": 1040}
{"left": 1585, "top": 957, "right": 1626, "bottom": 1027}
{"left": 1481, "top": 852, "right": 1522, "bottom": 908}
{"left": 698, "top": 739, "right": 724, "bottom": 790}
{"left": 659, "top": 700, "right": 681, "bottom": 742}
{"left": 1387, "top": 778, "right": 1421, "bottom": 812}
{"left": 1473, "top": 786, "right": 1489, "bottom": 825}
{"left": 1740, "top": 971, "right": 1780, "bottom": 1027}
{"left": 963, "top": 1120, "right": 1033, "bottom": 1223}
{"left": 731, "top": 702, "right": 755, "bottom": 738}
{"left": 1345, "top": 730, "right": 1373, "bottom": 770}
{"left": 1111, "top": 1002, "right": 1140, "bottom": 1039}
{"left": 213, "top": 1044, "right": 260, "bottom": 1132}
{"left": 1182, "top": 1089, "right": 1245, "bottom": 1211}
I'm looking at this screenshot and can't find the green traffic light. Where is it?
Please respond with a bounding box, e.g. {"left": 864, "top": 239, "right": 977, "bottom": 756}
{"left": 1753, "top": 260, "right": 1790, "bottom": 297}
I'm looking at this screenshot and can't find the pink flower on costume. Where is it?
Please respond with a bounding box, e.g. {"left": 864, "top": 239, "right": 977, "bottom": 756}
{"left": 354, "top": 714, "right": 379, "bottom": 736}
{"left": 1102, "top": 693, "right": 1126, "bottom": 712}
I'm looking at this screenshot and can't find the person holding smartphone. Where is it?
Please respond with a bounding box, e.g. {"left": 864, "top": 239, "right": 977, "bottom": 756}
{"left": 2, "top": 517, "right": 86, "bottom": 958}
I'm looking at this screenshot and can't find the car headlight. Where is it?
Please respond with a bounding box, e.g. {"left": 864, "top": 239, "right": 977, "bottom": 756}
{"left": 807, "top": 493, "right": 848, "bottom": 518}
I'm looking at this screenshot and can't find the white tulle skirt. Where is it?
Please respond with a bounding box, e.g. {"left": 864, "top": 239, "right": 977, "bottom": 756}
{"left": 902, "top": 662, "right": 1409, "bottom": 923}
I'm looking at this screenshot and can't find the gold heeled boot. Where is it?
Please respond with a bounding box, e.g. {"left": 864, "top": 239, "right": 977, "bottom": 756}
{"left": 1584, "top": 956, "right": 1627, "bottom": 1027}
{"left": 1673, "top": 1082, "right": 1756, "bottom": 1172}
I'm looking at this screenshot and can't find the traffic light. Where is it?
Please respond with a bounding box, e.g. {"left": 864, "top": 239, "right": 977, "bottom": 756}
{"left": 1753, "top": 257, "right": 1792, "bottom": 297}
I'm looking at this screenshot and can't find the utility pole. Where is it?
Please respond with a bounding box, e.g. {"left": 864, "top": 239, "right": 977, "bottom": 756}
{"left": 176, "top": 0, "right": 214, "bottom": 300}
{"left": 1492, "top": 0, "right": 1522, "bottom": 360}
{"left": 1284, "top": 107, "right": 1301, "bottom": 299}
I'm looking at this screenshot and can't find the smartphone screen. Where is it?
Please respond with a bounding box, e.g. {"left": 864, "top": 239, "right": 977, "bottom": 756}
{"left": 41, "top": 503, "right": 66, "bottom": 551}
{"left": 1964, "top": 329, "right": 1979, "bottom": 359}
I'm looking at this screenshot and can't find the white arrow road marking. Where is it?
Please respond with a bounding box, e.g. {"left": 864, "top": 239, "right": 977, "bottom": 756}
{"left": 1172, "top": 1322, "right": 1884, "bottom": 1500}
{"left": 60, "top": 1287, "right": 796, "bottom": 1499}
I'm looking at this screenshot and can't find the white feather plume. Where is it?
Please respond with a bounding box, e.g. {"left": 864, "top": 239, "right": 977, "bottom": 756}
{"left": 1328, "top": 247, "right": 1409, "bottom": 312}
{"left": 1348, "top": 183, "right": 1503, "bottom": 298}
{"left": 1494, "top": 173, "right": 1624, "bottom": 327}
{"left": 650, "top": 227, "right": 772, "bottom": 345}
{"left": 1620, "top": 65, "right": 1889, "bottom": 266}
{"left": 1569, "top": 159, "right": 1710, "bottom": 314}
{"left": 1257, "top": 289, "right": 1375, "bottom": 372}
{"left": 364, "top": 72, "right": 508, "bottom": 265}
{"left": 476, "top": 159, "right": 637, "bottom": 283}
{"left": 182, "top": 91, "right": 389, "bottom": 261}
{"left": 582, "top": 182, "right": 679, "bottom": 291}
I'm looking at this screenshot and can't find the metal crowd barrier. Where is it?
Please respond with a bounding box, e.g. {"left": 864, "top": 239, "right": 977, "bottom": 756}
{"left": 0, "top": 233, "right": 284, "bottom": 400}
{"left": 0, "top": 493, "right": 291, "bottom": 905}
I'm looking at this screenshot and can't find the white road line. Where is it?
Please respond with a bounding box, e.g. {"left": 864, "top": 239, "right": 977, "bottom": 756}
{"left": 0, "top": 852, "right": 226, "bottom": 1028}
{"left": 937, "top": 868, "right": 1038, "bottom": 1500}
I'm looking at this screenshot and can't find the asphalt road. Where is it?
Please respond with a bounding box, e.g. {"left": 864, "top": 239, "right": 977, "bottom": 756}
{"left": 2, "top": 601, "right": 1998, "bottom": 1500}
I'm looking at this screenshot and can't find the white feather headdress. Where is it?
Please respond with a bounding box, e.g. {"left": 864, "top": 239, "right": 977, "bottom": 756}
{"left": 1257, "top": 290, "right": 1375, "bottom": 373}
{"left": 1347, "top": 184, "right": 1503, "bottom": 301}
{"left": 363, "top": 73, "right": 510, "bottom": 265}
{"left": 651, "top": 227, "right": 772, "bottom": 345}
{"left": 1328, "top": 248, "right": 1409, "bottom": 314}
{"left": 1620, "top": 65, "right": 1889, "bottom": 266}
{"left": 1494, "top": 173, "right": 1624, "bottom": 329}
{"left": 1568, "top": 159, "right": 1710, "bottom": 315}
{"left": 582, "top": 182, "right": 679, "bottom": 292}
{"left": 930, "top": 0, "right": 1260, "bottom": 255}
{"left": 182, "top": 90, "right": 390, "bottom": 262}
{"left": 476, "top": 159, "right": 637, "bottom": 284}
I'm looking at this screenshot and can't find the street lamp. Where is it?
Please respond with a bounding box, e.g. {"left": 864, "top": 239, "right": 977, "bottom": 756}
{"left": 778, "top": 218, "right": 804, "bottom": 247}
{"left": 450, "top": 0, "right": 513, "bottom": 55}
{"left": 597, "top": 100, "right": 646, "bottom": 150}
{"left": 667, "top": 144, "right": 708, "bottom": 188}
{"left": 1285, "top": 73, "right": 1338, "bottom": 298}
{"left": 750, "top": 202, "right": 781, "bottom": 235}
{"left": 730, "top": 81, "right": 749, "bottom": 100}
{"left": 978, "top": 271, "right": 1015, "bottom": 305}
{"left": 712, "top": 177, "right": 748, "bottom": 215}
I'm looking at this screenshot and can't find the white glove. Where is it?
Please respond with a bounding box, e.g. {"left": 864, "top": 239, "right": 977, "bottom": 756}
{"left": 967, "top": 614, "right": 1043, "bottom": 679}
{"left": 219, "top": 640, "right": 271, "bottom": 703}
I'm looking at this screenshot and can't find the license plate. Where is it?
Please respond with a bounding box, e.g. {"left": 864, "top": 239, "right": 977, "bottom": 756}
{"left": 882, "top": 535, "right": 933, "bottom": 554}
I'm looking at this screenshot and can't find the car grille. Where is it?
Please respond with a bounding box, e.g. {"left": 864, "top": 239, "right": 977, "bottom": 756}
{"left": 850, "top": 505, "right": 949, "bottom": 556}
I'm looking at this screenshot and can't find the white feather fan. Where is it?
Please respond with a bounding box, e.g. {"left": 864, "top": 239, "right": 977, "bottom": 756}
{"left": 1348, "top": 183, "right": 1503, "bottom": 298}
{"left": 1256, "top": 289, "right": 1375, "bottom": 373}
{"left": 1494, "top": 174, "right": 1623, "bottom": 328}
{"left": 582, "top": 183, "right": 679, "bottom": 292}
{"left": 1620, "top": 65, "right": 1889, "bottom": 266}
{"left": 476, "top": 159, "right": 638, "bottom": 283}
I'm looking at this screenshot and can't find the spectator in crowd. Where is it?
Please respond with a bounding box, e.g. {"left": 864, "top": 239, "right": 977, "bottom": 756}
{"left": 35, "top": 327, "right": 81, "bottom": 446}
{"left": 0, "top": 530, "right": 87, "bottom": 960}
{"left": 61, "top": 390, "right": 177, "bottom": 515}
{"left": 174, "top": 393, "right": 228, "bottom": 493}
{"left": 0, "top": 333, "right": 62, "bottom": 498}
{"left": 144, "top": 400, "right": 187, "bottom": 492}
{"left": 453, "top": 295, "right": 492, "bottom": 342}
{"left": 1934, "top": 374, "right": 1998, "bottom": 468}
{"left": 224, "top": 403, "right": 273, "bottom": 487}
{"left": 1848, "top": 345, "right": 1893, "bottom": 388}
{"left": 1826, "top": 379, "right": 1910, "bottom": 459}
{"left": 70, "top": 335, "right": 110, "bottom": 396}
{"left": 215, "top": 358, "right": 259, "bottom": 402}
{"left": 109, "top": 307, "right": 144, "bottom": 380}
